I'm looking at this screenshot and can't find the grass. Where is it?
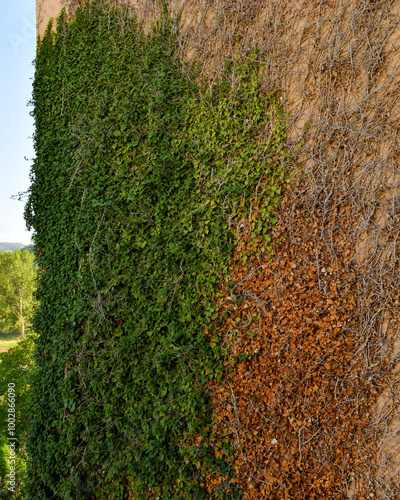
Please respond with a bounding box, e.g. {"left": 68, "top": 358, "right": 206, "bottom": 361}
{"left": 0, "top": 332, "right": 21, "bottom": 351}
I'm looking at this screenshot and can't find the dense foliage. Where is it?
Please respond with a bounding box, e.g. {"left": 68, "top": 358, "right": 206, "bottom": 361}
{"left": 0, "top": 335, "right": 35, "bottom": 498}
{"left": 25, "top": 2, "right": 288, "bottom": 498}
{"left": 0, "top": 249, "right": 36, "bottom": 338}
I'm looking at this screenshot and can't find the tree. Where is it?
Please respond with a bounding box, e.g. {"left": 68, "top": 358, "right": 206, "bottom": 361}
{"left": 0, "top": 335, "right": 36, "bottom": 497}
{"left": 0, "top": 249, "right": 36, "bottom": 339}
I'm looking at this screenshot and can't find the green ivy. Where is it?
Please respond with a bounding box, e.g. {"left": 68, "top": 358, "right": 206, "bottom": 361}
{"left": 25, "top": 1, "right": 289, "bottom": 498}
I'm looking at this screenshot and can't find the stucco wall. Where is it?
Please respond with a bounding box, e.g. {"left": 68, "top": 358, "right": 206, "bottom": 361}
{"left": 36, "top": 0, "right": 63, "bottom": 36}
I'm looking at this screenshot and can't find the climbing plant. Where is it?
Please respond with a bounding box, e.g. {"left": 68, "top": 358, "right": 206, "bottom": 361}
{"left": 25, "top": 1, "right": 289, "bottom": 498}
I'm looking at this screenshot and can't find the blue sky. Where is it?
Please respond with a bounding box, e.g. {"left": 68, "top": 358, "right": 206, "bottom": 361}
{"left": 0, "top": 1, "right": 36, "bottom": 245}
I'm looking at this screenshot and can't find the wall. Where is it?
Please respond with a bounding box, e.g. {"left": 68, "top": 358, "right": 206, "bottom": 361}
{"left": 36, "top": 0, "right": 63, "bottom": 36}
{"left": 34, "top": 0, "right": 400, "bottom": 496}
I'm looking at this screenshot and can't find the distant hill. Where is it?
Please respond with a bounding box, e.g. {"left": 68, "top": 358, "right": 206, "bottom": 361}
{"left": 0, "top": 242, "right": 27, "bottom": 252}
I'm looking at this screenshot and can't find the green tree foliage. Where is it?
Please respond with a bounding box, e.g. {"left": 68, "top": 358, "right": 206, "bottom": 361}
{"left": 24, "top": 1, "right": 289, "bottom": 498}
{"left": 0, "top": 249, "right": 36, "bottom": 338}
{"left": 0, "top": 335, "right": 35, "bottom": 498}
{"left": 20, "top": 245, "right": 34, "bottom": 255}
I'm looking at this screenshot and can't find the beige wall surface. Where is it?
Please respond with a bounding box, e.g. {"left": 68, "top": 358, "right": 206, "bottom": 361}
{"left": 36, "top": 0, "right": 63, "bottom": 36}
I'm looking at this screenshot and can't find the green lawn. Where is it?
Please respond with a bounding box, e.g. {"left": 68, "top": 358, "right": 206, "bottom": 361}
{"left": 0, "top": 332, "right": 20, "bottom": 351}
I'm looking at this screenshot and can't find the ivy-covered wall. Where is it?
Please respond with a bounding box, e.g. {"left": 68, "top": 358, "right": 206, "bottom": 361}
{"left": 26, "top": 2, "right": 288, "bottom": 498}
